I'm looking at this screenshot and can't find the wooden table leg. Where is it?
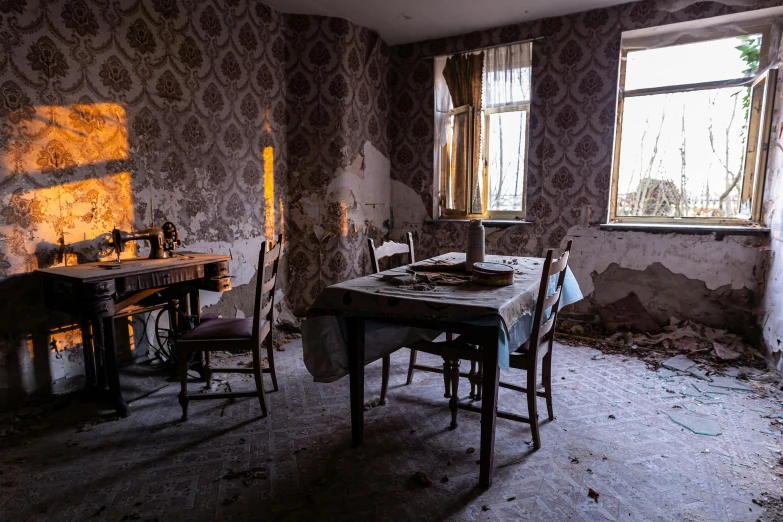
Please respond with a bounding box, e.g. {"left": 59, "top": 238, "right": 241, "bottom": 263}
{"left": 189, "top": 290, "right": 201, "bottom": 325}
{"left": 187, "top": 290, "right": 205, "bottom": 376}
{"left": 99, "top": 315, "right": 130, "bottom": 417}
{"left": 479, "top": 328, "right": 500, "bottom": 488}
{"left": 80, "top": 319, "right": 96, "bottom": 388}
{"left": 347, "top": 318, "right": 365, "bottom": 447}
{"left": 91, "top": 315, "right": 107, "bottom": 390}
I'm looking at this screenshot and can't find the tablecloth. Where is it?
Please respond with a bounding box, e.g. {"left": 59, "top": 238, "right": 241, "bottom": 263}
{"left": 303, "top": 253, "right": 582, "bottom": 382}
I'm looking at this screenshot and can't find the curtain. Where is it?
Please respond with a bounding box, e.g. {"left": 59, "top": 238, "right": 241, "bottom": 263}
{"left": 442, "top": 52, "right": 484, "bottom": 213}
{"left": 433, "top": 55, "right": 452, "bottom": 214}
{"left": 483, "top": 42, "right": 532, "bottom": 108}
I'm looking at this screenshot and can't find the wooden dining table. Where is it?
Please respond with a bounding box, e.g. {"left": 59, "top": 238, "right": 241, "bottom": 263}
{"left": 302, "top": 252, "right": 583, "bottom": 488}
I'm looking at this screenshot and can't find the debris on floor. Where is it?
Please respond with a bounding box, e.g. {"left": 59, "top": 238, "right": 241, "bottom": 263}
{"left": 665, "top": 411, "right": 722, "bottom": 436}
{"left": 662, "top": 354, "right": 697, "bottom": 372}
{"left": 588, "top": 488, "right": 600, "bottom": 502}
{"left": 412, "top": 471, "right": 433, "bottom": 487}
{"left": 558, "top": 311, "right": 766, "bottom": 370}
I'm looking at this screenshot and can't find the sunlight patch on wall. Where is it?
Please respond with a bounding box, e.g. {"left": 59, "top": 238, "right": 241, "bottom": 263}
{"left": 263, "top": 146, "right": 275, "bottom": 239}
{"left": 1, "top": 103, "right": 128, "bottom": 175}
{"left": 4, "top": 171, "right": 136, "bottom": 271}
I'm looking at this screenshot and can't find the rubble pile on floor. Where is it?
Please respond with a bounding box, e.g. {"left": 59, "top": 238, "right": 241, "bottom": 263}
{"left": 558, "top": 293, "right": 768, "bottom": 370}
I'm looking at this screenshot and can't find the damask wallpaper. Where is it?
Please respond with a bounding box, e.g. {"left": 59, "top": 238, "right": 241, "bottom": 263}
{"left": 0, "top": 0, "right": 287, "bottom": 402}
{"left": 389, "top": 0, "right": 783, "bottom": 259}
{"left": 284, "top": 14, "right": 391, "bottom": 314}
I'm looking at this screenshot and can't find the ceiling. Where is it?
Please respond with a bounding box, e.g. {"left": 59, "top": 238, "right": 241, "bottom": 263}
{"left": 265, "top": 0, "right": 631, "bottom": 45}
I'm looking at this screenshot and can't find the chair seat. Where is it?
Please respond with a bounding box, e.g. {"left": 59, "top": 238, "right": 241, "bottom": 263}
{"left": 180, "top": 317, "right": 263, "bottom": 341}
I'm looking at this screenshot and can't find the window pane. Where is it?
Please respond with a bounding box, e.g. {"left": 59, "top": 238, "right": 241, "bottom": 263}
{"left": 486, "top": 110, "right": 526, "bottom": 211}
{"left": 616, "top": 87, "right": 751, "bottom": 218}
{"left": 624, "top": 35, "right": 761, "bottom": 91}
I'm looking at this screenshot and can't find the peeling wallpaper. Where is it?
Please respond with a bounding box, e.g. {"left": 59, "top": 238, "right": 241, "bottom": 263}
{"left": 389, "top": 0, "right": 783, "bottom": 257}
{"left": 284, "top": 14, "right": 391, "bottom": 314}
{"left": 388, "top": 0, "right": 783, "bottom": 342}
{"left": 0, "top": 0, "right": 287, "bottom": 403}
{"left": 761, "top": 22, "right": 783, "bottom": 368}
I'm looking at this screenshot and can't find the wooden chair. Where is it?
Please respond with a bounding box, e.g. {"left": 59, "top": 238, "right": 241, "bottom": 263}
{"left": 410, "top": 240, "right": 573, "bottom": 449}
{"left": 367, "top": 233, "right": 453, "bottom": 403}
{"left": 176, "top": 235, "right": 283, "bottom": 420}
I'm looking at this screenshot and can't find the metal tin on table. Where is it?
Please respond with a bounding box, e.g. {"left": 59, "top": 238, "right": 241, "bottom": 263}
{"left": 471, "top": 262, "right": 514, "bottom": 287}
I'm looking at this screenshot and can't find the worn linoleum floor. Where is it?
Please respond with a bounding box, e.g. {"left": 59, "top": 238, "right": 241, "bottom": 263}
{"left": 1, "top": 340, "right": 782, "bottom": 522}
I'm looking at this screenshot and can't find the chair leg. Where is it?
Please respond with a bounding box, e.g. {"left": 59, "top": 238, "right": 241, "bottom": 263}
{"left": 448, "top": 359, "right": 460, "bottom": 430}
{"left": 469, "top": 360, "right": 477, "bottom": 399}
{"left": 204, "top": 351, "right": 212, "bottom": 389}
{"left": 442, "top": 359, "right": 451, "bottom": 398}
{"left": 476, "top": 361, "right": 483, "bottom": 400}
{"left": 542, "top": 352, "right": 554, "bottom": 421}
{"left": 443, "top": 333, "right": 454, "bottom": 397}
{"left": 380, "top": 355, "right": 390, "bottom": 405}
{"left": 527, "top": 366, "right": 541, "bottom": 449}
{"left": 253, "top": 341, "right": 269, "bottom": 417}
{"left": 178, "top": 345, "right": 189, "bottom": 421}
{"left": 406, "top": 349, "right": 417, "bottom": 385}
{"left": 265, "top": 331, "right": 279, "bottom": 392}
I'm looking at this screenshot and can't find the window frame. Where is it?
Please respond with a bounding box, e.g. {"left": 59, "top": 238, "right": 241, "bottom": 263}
{"left": 609, "top": 26, "right": 775, "bottom": 226}
{"left": 436, "top": 46, "right": 532, "bottom": 222}
{"left": 440, "top": 104, "right": 476, "bottom": 219}
{"left": 481, "top": 104, "right": 531, "bottom": 219}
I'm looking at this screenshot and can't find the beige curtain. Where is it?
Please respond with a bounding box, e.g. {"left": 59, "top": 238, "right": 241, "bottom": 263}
{"left": 442, "top": 52, "right": 484, "bottom": 213}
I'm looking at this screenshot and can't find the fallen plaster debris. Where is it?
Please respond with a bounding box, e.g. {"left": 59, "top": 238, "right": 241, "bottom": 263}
{"left": 708, "top": 376, "right": 754, "bottom": 392}
{"left": 662, "top": 355, "right": 697, "bottom": 372}
{"left": 665, "top": 411, "right": 723, "bottom": 436}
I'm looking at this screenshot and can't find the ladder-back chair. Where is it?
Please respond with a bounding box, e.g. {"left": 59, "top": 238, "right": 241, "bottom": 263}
{"left": 410, "top": 240, "right": 573, "bottom": 449}
{"left": 176, "top": 235, "right": 283, "bottom": 420}
{"left": 368, "top": 233, "right": 453, "bottom": 402}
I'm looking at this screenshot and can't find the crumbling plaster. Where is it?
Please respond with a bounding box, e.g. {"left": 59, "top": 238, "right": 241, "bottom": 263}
{"left": 563, "top": 226, "right": 766, "bottom": 297}
{"left": 387, "top": 0, "right": 781, "bottom": 350}
{"left": 284, "top": 13, "right": 391, "bottom": 314}
{"left": 0, "top": 0, "right": 288, "bottom": 407}
{"left": 759, "top": 21, "right": 783, "bottom": 369}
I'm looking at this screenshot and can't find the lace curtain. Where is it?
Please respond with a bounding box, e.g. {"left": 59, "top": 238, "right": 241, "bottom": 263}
{"left": 483, "top": 42, "right": 532, "bottom": 108}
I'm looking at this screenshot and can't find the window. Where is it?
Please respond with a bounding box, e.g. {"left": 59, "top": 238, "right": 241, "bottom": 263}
{"left": 610, "top": 27, "right": 776, "bottom": 225}
{"left": 435, "top": 42, "right": 532, "bottom": 220}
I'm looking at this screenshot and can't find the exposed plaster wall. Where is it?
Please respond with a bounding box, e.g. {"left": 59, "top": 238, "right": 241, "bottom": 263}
{"left": 388, "top": 0, "right": 781, "bottom": 352}
{"left": 564, "top": 226, "right": 766, "bottom": 296}
{"left": 0, "top": 0, "right": 288, "bottom": 406}
{"left": 759, "top": 23, "right": 783, "bottom": 369}
{"left": 284, "top": 14, "right": 391, "bottom": 314}
{"left": 562, "top": 226, "right": 766, "bottom": 336}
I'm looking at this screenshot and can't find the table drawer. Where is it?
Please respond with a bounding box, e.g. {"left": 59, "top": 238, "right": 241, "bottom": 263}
{"left": 117, "top": 264, "right": 204, "bottom": 292}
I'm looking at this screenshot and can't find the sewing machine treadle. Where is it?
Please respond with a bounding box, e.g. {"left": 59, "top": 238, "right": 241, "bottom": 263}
{"left": 37, "top": 253, "right": 231, "bottom": 417}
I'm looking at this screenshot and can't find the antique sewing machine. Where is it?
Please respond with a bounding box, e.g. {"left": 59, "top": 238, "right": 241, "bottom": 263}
{"left": 38, "top": 218, "right": 232, "bottom": 416}
{"left": 109, "top": 221, "right": 181, "bottom": 263}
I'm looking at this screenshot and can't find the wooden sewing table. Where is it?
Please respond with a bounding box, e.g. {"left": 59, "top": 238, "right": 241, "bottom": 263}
{"left": 36, "top": 253, "right": 231, "bottom": 417}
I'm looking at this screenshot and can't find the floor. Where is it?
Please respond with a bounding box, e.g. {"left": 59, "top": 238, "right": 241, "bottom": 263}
{"left": 1, "top": 340, "right": 782, "bottom": 522}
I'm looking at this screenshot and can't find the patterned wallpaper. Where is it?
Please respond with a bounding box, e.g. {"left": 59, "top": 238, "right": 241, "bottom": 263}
{"left": 389, "top": 0, "right": 783, "bottom": 260}
{"left": 0, "top": 0, "right": 287, "bottom": 400}
{"left": 284, "top": 14, "right": 390, "bottom": 314}
{"left": 0, "top": 0, "right": 286, "bottom": 272}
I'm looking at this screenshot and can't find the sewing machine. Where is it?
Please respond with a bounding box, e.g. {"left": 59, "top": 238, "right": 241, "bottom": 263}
{"left": 109, "top": 221, "right": 181, "bottom": 263}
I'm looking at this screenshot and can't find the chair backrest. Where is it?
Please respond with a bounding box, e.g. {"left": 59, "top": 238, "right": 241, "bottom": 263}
{"left": 528, "top": 239, "right": 573, "bottom": 360}
{"left": 367, "top": 232, "right": 415, "bottom": 274}
{"left": 252, "top": 235, "right": 283, "bottom": 342}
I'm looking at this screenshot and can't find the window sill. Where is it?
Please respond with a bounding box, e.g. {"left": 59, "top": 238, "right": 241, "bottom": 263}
{"left": 426, "top": 219, "right": 533, "bottom": 228}
{"left": 599, "top": 222, "right": 770, "bottom": 237}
